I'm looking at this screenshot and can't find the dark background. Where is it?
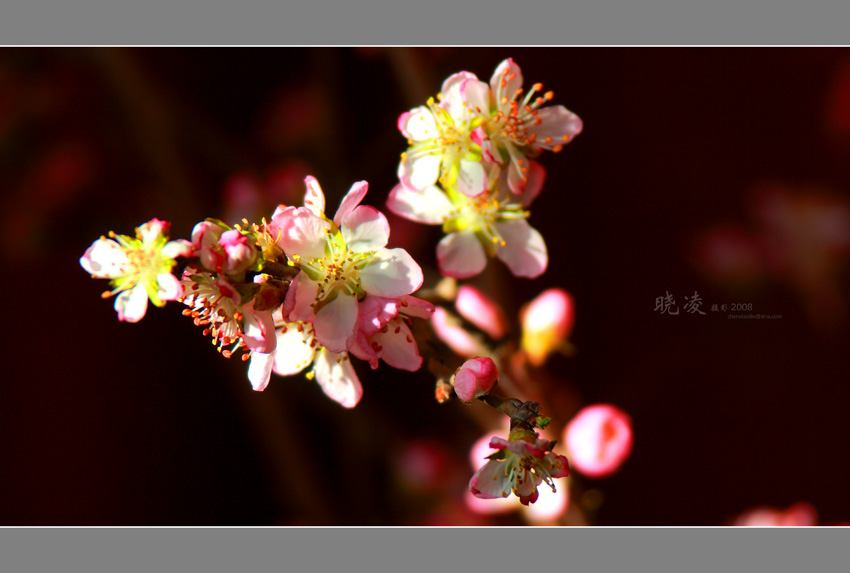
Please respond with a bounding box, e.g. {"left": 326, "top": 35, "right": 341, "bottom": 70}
{"left": 2, "top": 47, "right": 849, "bottom": 525}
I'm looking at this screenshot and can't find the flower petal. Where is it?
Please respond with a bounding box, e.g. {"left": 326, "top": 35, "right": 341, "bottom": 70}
{"left": 270, "top": 206, "right": 330, "bottom": 261}
{"left": 156, "top": 272, "right": 183, "bottom": 303}
{"left": 359, "top": 248, "right": 423, "bottom": 297}
{"left": 314, "top": 350, "right": 363, "bottom": 408}
{"left": 80, "top": 238, "right": 129, "bottom": 278}
{"left": 333, "top": 180, "right": 369, "bottom": 226}
{"left": 373, "top": 319, "right": 422, "bottom": 371}
{"left": 495, "top": 220, "right": 548, "bottom": 279}
{"left": 460, "top": 77, "right": 491, "bottom": 117}
{"left": 431, "top": 307, "right": 488, "bottom": 358}
{"left": 282, "top": 273, "right": 319, "bottom": 323}
{"left": 398, "top": 106, "right": 438, "bottom": 142}
{"left": 490, "top": 59, "right": 523, "bottom": 108}
{"left": 527, "top": 105, "right": 583, "bottom": 149}
{"left": 162, "top": 239, "right": 194, "bottom": 259}
{"left": 457, "top": 159, "right": 488, "bottom": 197}
{"left": 399, "top": 153, "right": 441, "bottom": 192}
{"left": 513, "top": 160, "right": 546, "bottom": 207}
{"left": 386, "top": 183, "right": 453, "bottom": 225}
{"left": 247, "top": 351, "right": 274, "bottom": 391}
{"left": 242, "top": 301, "right": 276, "bottom": 354}
{"left": 302, "top": 175, "right": 326, "bottom": 218}
{"left": 469, "top": 459, "right": 512, "bottom": 499}
{"left": 314, "top": 293, "right": 359, "bottom": 353}
{"left": 342, "top": 206, "right": 390, "bottom": 252}
{"left": 440, "top": 72, "right": 481, "bottom": 121}
{"left": 114, "top": 285, "right": 149, "bottom": 323}
{"left": 271, "top": 324, "right": 317, "bottom": 375}
{"left": 436, "top": 231, "right": 487, "bottom": 279}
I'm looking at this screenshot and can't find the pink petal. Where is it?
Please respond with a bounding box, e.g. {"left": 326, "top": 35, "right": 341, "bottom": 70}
{"left": 469, "top": 459, "right": 512, "bottom": 499}
{"left": 490, "top": 59, "right": 523, "bottom": 108}
{"left": 495, "top": 220, "right": 548, "bottom": 279}
{"left": 272, "top": 325, "right": 317, "bottom": 375}
{"left": 431, "top": 307, "right": 488, "bottom": 358}
{"left": 341, "top": 206, "right": 390, "bottom": 252}
{"left": 453, "top": 357, "right": 499, "bottom": 403}
{"left": 247, "top": 351, "right": 274, "bottom": 391}
{"left": 386, "top": 183, "right": 453, "bottom": 225}
{"left": 137, "top": 219, "right": 170, "bottom": 245}
{"left": 440, "top": 72, "right": 480, "bottom": 121}
{"left": 457, "top": 159, "right": 488, "bottom": 197}
{"left": 302, "top": 175, "right": 326, "bottom": 218}
{"left": 80, "top": 238, "right": 129, "bottom": 278}
{"left": 398, "top": 153, "right": 441, "bottom": 192}
{"left": 282, "top": 273, "right": 319, "bottom": 323}
{"left": 527, "top": 106, "right": 583, "bottom": 150}
{"left": 436, "top": 230, "right": 487, "bottom": 279}
{"left": 373, "top": 319, "right": 422, "bottom": 371}
{"left": 242, "top": 301, "right": 276, "bottom": 354}
{"left": 456, "top": 285, "right": 507, "bottom": 339}
{"left": 564, "top": 404, "right": 633, "bottom": 478}
{"left": 513, "top": 160, "right": 546, "bottom": 207}
{"left": 333, "top": 180, "right": 370, "bottom": 226}
{"left": 398, "top": 106, "right": 438, "bottom": 142}
{"left": 115, "top": 285, "right": 149, "bottom": 323}
{"left": 162, "top": 239, "right": 194, "bottom": 259}
{"left": 314, "top": 349, "right": 363, "bottom": 408}
{"left": 398, "top": 295, "right": 435, "bottom": 320}
{"left": 270, "top": 206, "right": 330, "bottom": 261}
{"left": 359, "top": 248, "right": 423, "bottom": 297}
{"left": 505, "top": 142, "right": 529, "bottom": 195}
{"left": 313, "top": 293, "right": 359, "bottom": 353}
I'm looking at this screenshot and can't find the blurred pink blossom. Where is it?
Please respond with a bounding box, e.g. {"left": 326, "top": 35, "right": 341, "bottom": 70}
{"left": 733, "top": 502, "right": 817, "bottom": 526}
{"left": 520, "top": 288, "right": 575, "bottom": 366}
{"left": 564, "top": 404, "right": 633, "bottom": 478}
{"left": 455, "top": 285, "right": 508, "bottom": 340}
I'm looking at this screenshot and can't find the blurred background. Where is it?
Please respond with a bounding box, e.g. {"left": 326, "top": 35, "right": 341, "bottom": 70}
{"left": 2, "top": 47, "right": 850, "bottom": 525}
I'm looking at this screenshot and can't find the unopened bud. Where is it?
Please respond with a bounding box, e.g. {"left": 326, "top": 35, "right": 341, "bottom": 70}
{"left": 453, "top": 357, "right": 499, "bottom": 403}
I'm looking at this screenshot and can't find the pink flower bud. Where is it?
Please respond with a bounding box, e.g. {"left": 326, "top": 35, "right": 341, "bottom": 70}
{"left": 219, "top": 229, "right": 257, "bottom": 275}
{"left": 564, "top": 404, "right": 633, "bottom": 478}
{"left": 453, "top": 357, "right": 499, "bottom": 403}
{"left": 455, "top": 285, "right": 508, "bottom": 339}
{"left": 191, "top": 221, "right": 224, "bottom": 272}
{"left": 520, "top": 288, "right": 574, "bottom": 366}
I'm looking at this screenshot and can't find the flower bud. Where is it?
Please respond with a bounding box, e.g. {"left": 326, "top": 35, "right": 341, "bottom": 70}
{"left": 453, "top": 357, "right": 499, "bottom": 403}
{"left": 220, "top": 229, "right": 257, "bottom": 275}
{"left": 455, "top": 285, "right": 508, "bottom": 339}
{"left": 564, "top": 404, "right": 633, "bottom": 478}
{"left": 520, "top": 288, "right": 574, "bottom": 366}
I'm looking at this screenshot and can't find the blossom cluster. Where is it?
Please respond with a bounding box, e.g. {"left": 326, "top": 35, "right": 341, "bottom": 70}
{"left": 387, "top": 58, "right": 582, "bottom": 279}
{"left": 80, "top": 58, "right": 594, "bottom": 513}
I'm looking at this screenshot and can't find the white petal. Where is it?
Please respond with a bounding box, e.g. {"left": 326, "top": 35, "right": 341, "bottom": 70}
{"left": 247, "top": 352, "right": 274, "bottom": 391}
{"left": 359, "top": 248, "right": 423, "bottom": 297}
{"left": 461, "top": 77, "right": 490, "bottom": 117}
{"left": 527, "top": 106, "right": 583, "bottom": 147}
{"left": 436, "top": 231, "right": 487, "bottom": 279}
{"left": 495, "top": 220, "right": 548, "bottom": 279}
{"left": 457, "top": 159, "right": 488, "bottom": 197}
{"left": 114, "top": 285, "right": 149, "bottom": 323}
{"left": 440, "top": 72, "right": 480, "bottom": 122}
{"left": 399, "top": 154, "right": 441, "bottom": 192}
{"left": 162, "top": 239, "right": 193, "bottom": 259}
{"left": 469, "top": 459, "right": 512, "bottom": 499}
{"left": 271, "top": 325, "right": 317, "bottom": 375}
{"left": 80, "top": 238, "right": 129, "bottom": 278}
{"left": 386, "top": 183, "right": 453, "bottom": 225}
{"left": 302, "top": 176, "right": 326, "bottom": 218}
{"left": 333, "top": 180, "right": 369, "bottom": 226}
{"left": 341, "top": 206, "right": 389, "bottom": 252}
{"left": 156, "top": 272, "right": 183, "bottom": 303}
{"left": 314, "top": 350, "right": 363, "bottom": 408}
{"left": 490, "top": 58, "right": 523, "bottom": 109}
{"left": 313, "top": 293, "right": 359, "bottom": 353}
{"left": 398, "top": 106, "right": 438, "bottom": 142}
{"left": 273, "top": 207, "right": 331, "bottom": 261}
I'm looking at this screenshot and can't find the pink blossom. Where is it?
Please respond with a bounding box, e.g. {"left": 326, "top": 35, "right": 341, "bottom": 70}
{"left": 469, "top": 429, "right": 570, "bottom": 506}
{"left": 191, "top": 222, "right": 258, "bottom": 276}
{"left": 453, "top": 357, "right": 499, "bottom": 403}
{"left": 455, "top": 286, "right": 508, "bottom": 339}
{"left": 430, "top": 307, "right": 489, "bottom": 358}
{"left": 248, "top": 317, "right": 362, "bottom": 408}
{"left": 348, "top": 294, "right": 434, "bottom": 371}
{"left": 733, "top": 502, "right": 817, "bottom": 526}
{"left": 387, "top": 175, "right": 547, "bottom": 279}
{"left": 271, "top": 176, "right": 424, "bottom": 353}
{"left": 180, "top": 269, "right": 276, "bottom": 356}
{"left": 486, "top": 58, "right": 583, "bottom": 194}
{"left": 520, "top": 288, "right": 575, "bottom": 366}
{"left": 397, "top": 72, "right": 492, "bottom": 197}
{"left": 80, "top": 218, "right": 192, "bottom": 323}
{"left": 564, "top": 404, "right": 633, "bottom": 478}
